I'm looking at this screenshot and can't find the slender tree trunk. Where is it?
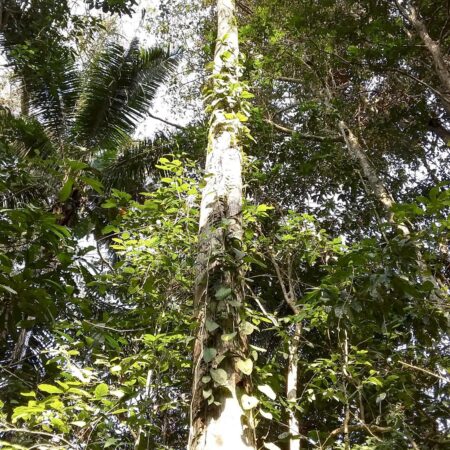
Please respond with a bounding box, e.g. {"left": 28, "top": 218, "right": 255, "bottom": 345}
{"left": 338, "top": 121, "right": 410, "bottom": 236}
{"left": 396, "top": 1, "right": 450, "bottom": 113}
{"left": 188, "top": 1, "right": 256, "bottom": 448}
{"left": 272, "top": 257, "right": 301, "bottom": 450}
{"left": 338, "top": 121, "right": 441, "bottom": 290}
{"left": 287, "top": 322, "right": 301, "bottom": 450}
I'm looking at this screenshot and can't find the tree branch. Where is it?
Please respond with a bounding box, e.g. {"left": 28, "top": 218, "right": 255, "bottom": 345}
{"left": 399, "top": 360, "right": 450, "bottom": 382}
{"left": 264, "top": 119, "right": 343, "bottom": 142}
{"left": 147, "top": 112, "right": 186, "bottom": 130}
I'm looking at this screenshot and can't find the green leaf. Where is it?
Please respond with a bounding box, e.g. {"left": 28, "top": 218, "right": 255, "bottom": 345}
{"left": 260, "top": 409, "right": 273, "bottom": 420}
{"left": 111, "top": 408, "right": 128, "bottom": 414}
{"left": 241, "top": 394, "right": 259, "bottom": 410}
{"left": 71, "top": 421, "right": 86, "bottom": 427}
{"left": 240, "top": 321, "right": 255, "bottom": 335}
{"left": 206, "top": 319, "right": 220, "bottom": 332}
{"left": 221, "top": 332, "right": 237, "bottom": 342}
{"left": 20, "top": 392, "right": 36, "bottom": 398}
{"left": 81, "top": 176, "right": 104, "bottom": 194}
{"left": 366, "top": 377, "right": 383, "bottom": 387}
{"left": 38, "top": 384, "right": 63, "bottom": 394}
{"left": 203, "top": 389, "right": 212, "bottom": 399}
{"left": 236, "top": 358, "right": 253, "bottom": 375}
{"left": 215, "top": 286, "right": 232, "bottom": 300}
{"left": 94, "top": 383, "right": 109, "bottom": 398}
{"left": 104, "top": 438, "right": 118, "bottom": 448}
{"left": 258, "top": 384, "right": 277, "bottom": 400}
{"left": 203, "top": 347, "right": 217, "bottom": 363}
{"left": 236, "top": 112, "right": 248, "bottom": 122}
{"left": 59, "top": 178, "right": 74, "bottom": 202}
{"left": 50, "top": 417, "right": 68, "bottom": 432}
{"left": 67, "top": 387, "right": 91, "bottom": 397}
{"left": 241, "top": 91, "right": 254, "bottom": 99}
{"left": 210, "top": 368, "right": 228, "bottom": 385}
{"left": 0, "top": 284, "right": 17, "bottom": 295}
{"left": 102, "top": 199, "right": 117, "bottom": 209}
{"left": 67, "top": 160, "right": 89, "bottom": 171}
{"left": 264, "top": 444, "right": 281, "bottom": 450}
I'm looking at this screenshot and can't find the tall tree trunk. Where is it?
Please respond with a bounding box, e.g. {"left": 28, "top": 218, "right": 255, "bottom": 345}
{"left": 338, "top": 121, "right": 410, "bottom": 236}
{"left": 338, "top": 121, "right": 441, "bottom": 288}
{"left": 188, "top": 1, "right": 256, "bottom": 448}
{"left": 272, "top": 257, "right": 301, "bottom": 450}
{"left": 395, "top": 0, "right": 450, "bottom": 113}
{"left": 287, "top": 323, "right": 301, "bottom": 450}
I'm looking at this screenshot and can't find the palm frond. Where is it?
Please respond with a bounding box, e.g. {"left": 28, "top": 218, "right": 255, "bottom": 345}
{"left": 0, "top": 2, "right": 80, "bottom": 136}
{"left": 99, "top": 135, "right": 171, "bottom": 194}
{"left": 0, "top": 107, "right": 55, "bottom": 158}
{"left": 0, "top": 108, "right": 58, "bottom": 208}
{"left": 20, "top": 47, "right": 80, "bottom": 137}
{"left": 72, "top": 38, "right": 179, "bottom": 150}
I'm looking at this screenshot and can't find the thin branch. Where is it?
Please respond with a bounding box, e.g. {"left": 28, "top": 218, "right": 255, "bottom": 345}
{"left": 83, "top": 320, "right": 153, "bottom": 333}
{"left": 0, "top": 424, "right": 75, "bottom": 448}
{"left": 321, "top": 424, "right": 392, "bottom": 448}
{"left": 264, "top": 119, "right": 343, "bottom": 142}
{"left": 147, "top": 112, "right": 186, "bottom": 130}
{"left": 399, "top": 360, "right": 450, "bottom": 382}
{"left": 276, "top": 76, "right": 303, "bottom": 84}
{"left": 270, "top": 255, "right": 299, "bottom": 314}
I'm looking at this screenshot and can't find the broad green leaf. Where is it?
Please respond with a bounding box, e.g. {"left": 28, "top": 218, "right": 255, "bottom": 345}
{"left": 215, "top": 286, "right": 232, "bottom": 300}
{"left": 241, "top": 394, "right": 259, "bottom": 410}
{"left": 203, "top": 347, "right": 217, "bottom": 363}
{"left": 50, "top": 417, "right": 68, "bottom": 432}
{"left": 59, "top": 178, "right": 74, "bottom": 202}
{"left": 210, "top": 368, "right": 228, "bottom": 385}
{"left": 240, "top": 321, "right": 255, "bottom": 335}
{"left": 365, "top": 377, "right": 383, "bottom": 387}
{"left": 111, "top": 408, "right": 128, "bottom": 414}
{"left": 258, "top": 384, "right": 276, "bottom": 400}
{"left": 0, "top": 284, "right": 17, "bottom": 295}
{"left": 236, "top": 358, "right": 253, "bottom": 375}
{"left": 67, "top": 387, "right": 91, "bottom": 397}
{"left": 104, "top": 438, "right": 118, "bottom": 448}
{"left": 221, "top": 332, "right": 237, "bottom": 342}
{"left": 206, "top": 319, "right": 220, "bottom": 332}
{"left": 71, "top": 421, "right": 86, "bottom": 427}
{"left": 264, "top": 443, "right": 281, "bottom": 450}
{"left": 38, "top": 384, "right": 63, "bottom": 394}
{"left": 81, "top": 176, "right": 104, "bottom": 194}
{"left": 203, "top": 389, "right": 212, "bottom": 399}
{"left": 20, "top": 392, "right": 36, "bottom": 398}
{"left": 94, "top": 383, "right": 109, "bottom": 398}
{"left": 260, "top": 409, "right": 273, "bottom": 420}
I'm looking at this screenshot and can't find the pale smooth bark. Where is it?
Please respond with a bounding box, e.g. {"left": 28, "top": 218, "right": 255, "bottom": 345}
{"left": 287, "top": 323, "right": 302, "bottom": 450}
{"left": 188, "top": 1, "right": 256, "bottom": 449}
{"left": 338, "top": 121, "right": 441, "bottom": 291}
{"left": 272, "top": 257, "right": 301, "bottom": 450}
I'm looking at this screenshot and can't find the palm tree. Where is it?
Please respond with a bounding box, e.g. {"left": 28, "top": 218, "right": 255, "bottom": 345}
{"left": 1, "top": 36, "right": 178, "bottom": 211}
{"left": 0, "top": 32, "right": 179, "bottom": 387}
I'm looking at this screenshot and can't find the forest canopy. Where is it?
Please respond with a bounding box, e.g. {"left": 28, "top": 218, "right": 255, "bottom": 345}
{"left": 0, "top": 0, "right": 449, "bottom": 449}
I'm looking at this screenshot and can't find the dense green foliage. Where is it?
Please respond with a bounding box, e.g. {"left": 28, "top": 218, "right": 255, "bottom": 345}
{"left": 0, "top": 1, "right": 449, "bottom": 449}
